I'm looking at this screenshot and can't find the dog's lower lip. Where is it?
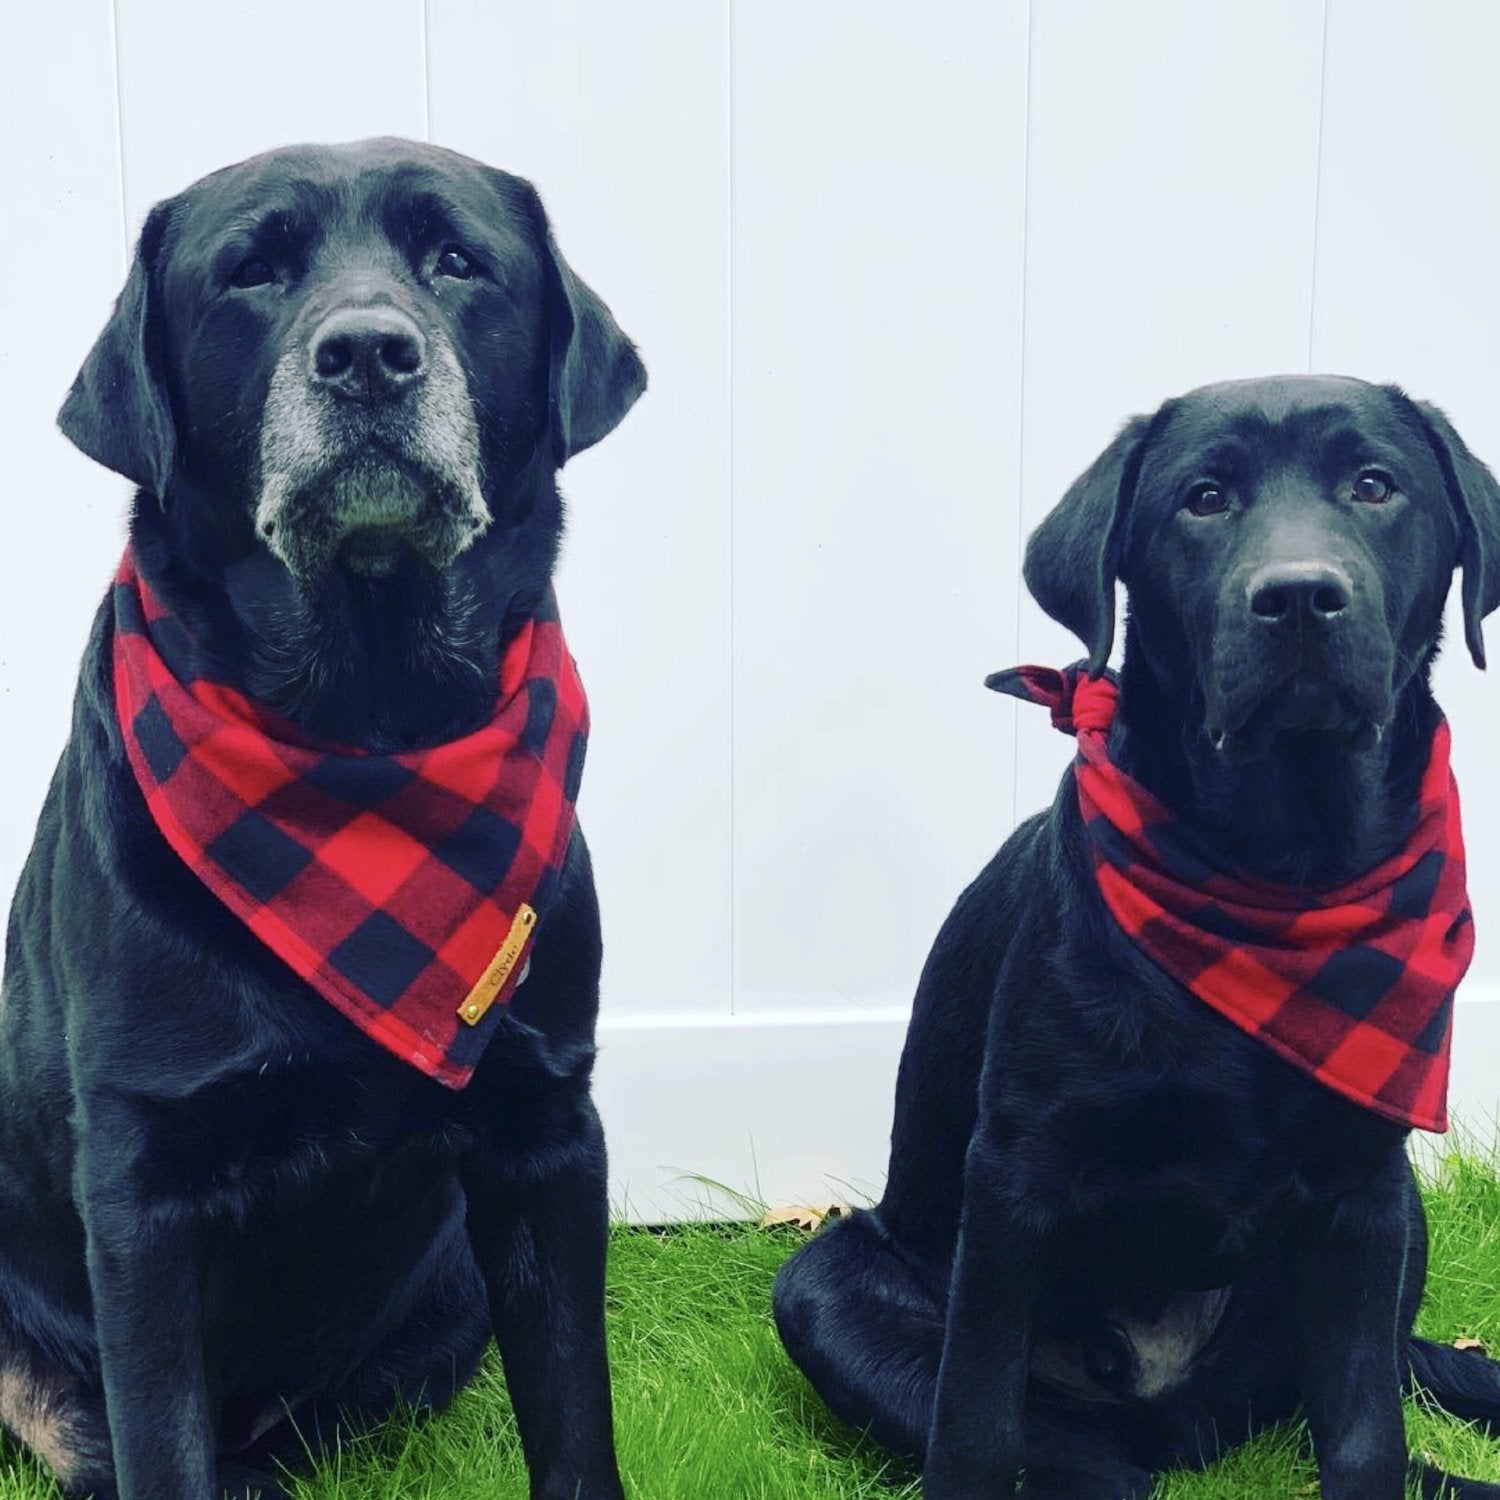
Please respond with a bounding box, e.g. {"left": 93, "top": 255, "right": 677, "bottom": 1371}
{"left": 338, "top": 527, "right": 414, "bottom": 577}
{"left": 346, "top": 555, "right": 399, "bottom": 578}
{"left": 1210, "top": 704, "right": 1383, "bottom": 762}
{"left": 1211, "top": 671, "right": 1385, "bottom": 742}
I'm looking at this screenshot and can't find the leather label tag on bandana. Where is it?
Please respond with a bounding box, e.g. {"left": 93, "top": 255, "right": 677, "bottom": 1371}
{"left": 111, "top": 550, "right": 588, "bottom": 1089}
{"left": 459, "top": 904, "right": 537, "bottom": 1026}
{"left": 988, "top": 663, "right": 1473, "bottom": 1133}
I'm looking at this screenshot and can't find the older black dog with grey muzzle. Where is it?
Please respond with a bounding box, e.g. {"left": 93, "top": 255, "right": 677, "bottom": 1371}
{"left": 0, "top": 139, "right": 643, "bottom": 1500}
{"left": 774, "top": 377, "right": 1500, "bottom": 1498}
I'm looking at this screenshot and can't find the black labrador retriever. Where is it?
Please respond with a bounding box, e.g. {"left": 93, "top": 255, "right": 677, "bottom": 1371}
{"left": 774, "top": 376, "right": 1500, "bottom": 1499}
{"left": 0, "top": 139, "right": 643, "bottom": 1500}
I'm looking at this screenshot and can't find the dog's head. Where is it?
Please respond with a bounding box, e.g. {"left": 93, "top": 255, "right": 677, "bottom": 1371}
{"left": 1025, "top": 376, "right": 1500, "bottom": 761}
{"left": 58, "top": 138, "right": 643, "bottom": 728}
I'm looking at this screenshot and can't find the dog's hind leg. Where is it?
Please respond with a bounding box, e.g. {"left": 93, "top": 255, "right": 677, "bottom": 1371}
{"left": 772, "top": 1209, "right": 946, "bottom": 1460}
{"left": 0, "top": 1315, "right": 114, "bottom": 1500}
{"left": 2, "top": 1305, "right": 297, "bottom": 1500}
{"left": 326, "top": 1215, "right": 492, "bottom": 1422}
{"left": 226, "top": 1221, "right": 491, "bottom": 1487}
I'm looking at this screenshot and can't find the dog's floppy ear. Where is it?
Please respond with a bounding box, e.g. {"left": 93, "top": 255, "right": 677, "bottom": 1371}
{"left": 57, "top": 202, "right": 176, "bottom": 502}
{"left": 1411, "top": 398, "right": 1500, "bottom": 670}
{"left": 541, "top": 227, "right": 647, "bottom": 466}
{"left": 1023, "top": 413, "right": 1155, "bottom": 674}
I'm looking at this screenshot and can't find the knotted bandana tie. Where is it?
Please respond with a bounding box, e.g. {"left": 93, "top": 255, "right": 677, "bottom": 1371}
{"left": 112, "top": 550, "right": 588, "bottom": 1088}
{"left": 988, "top": 664, "right": 1472, "bottom": 1132}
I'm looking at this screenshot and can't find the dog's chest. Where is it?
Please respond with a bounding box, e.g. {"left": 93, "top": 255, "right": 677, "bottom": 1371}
{"left": 998, "top": 959, "right": 1401, "bottom": 1285}
{"left": 1044, "top": 1064, "right": 1407, "bottom": 1311}
{"left": 129, "top": 1049, "right": 471, "bottom": 1218}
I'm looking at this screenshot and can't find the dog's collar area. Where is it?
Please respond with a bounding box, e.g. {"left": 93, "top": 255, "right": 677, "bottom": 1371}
{"left": 992, "top": 661, "right": 1470, "bottom": 1133}
{"left": 110, "top": 547, "right": 585, "bottom": 1087}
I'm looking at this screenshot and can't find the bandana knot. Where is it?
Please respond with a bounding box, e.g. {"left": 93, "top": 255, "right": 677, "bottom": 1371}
{"left": 988, "top": 663, "right": 1473, "bottom": 1133}
{"left": 111, "top": 550, "right": 588, "bottom": 1089}
{"left": 985, "top": 664, "right": 1117, "bottom": 737}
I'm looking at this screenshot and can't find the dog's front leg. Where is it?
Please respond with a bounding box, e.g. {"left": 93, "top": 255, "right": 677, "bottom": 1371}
{"left": 924, "top": 1125, "right": 1046, "bottom": 1498}
{"left": 75, "top": 1104, "right": 217, "bottom": 1500}
{"left": 1293, "top": 1152, "right": 1414, "bottom": 1500}
{"left": 461, "top": 1097, "right": 624, "bottom": 1500}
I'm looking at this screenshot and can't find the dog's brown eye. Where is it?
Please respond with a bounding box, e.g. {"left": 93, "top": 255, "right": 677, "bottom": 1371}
{"left": 229, "top": 256, "right": 275, "bottom": 289}
{"left": 1353, "top": 470, "right": 1394, "bottom": 504}
{"left": 435, "top": 246, "right": 476, "bottom": 280}
{"left": 1185, "top": 484, "right": 1229, "bottom": 517}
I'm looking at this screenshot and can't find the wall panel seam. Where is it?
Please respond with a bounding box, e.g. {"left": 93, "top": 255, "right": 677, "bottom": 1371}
{"left": 419, "top": 0, "right": 433, "bottom": 143}
{"left": 1306, "top": 0, "right": 1332, "bottom": 372}
{"left": 107, "top": 0, "right": 129, "bottom": 264}
{"left": 726, "top": 0, "right": 738, "bottom": 1018}
{"left": 1010, "top": 0, "right": 1037, "bottom": 836}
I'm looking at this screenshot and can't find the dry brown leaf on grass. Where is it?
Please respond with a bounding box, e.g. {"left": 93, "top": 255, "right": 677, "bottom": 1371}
{"left": 759, "top": 1203, "right": 853, "bottom": 1234}
{"left": 1454, "top": 1336, "right": 1490, "bottom": 1355}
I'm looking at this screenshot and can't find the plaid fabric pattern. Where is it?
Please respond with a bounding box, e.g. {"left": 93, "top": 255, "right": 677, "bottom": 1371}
{"left": 111, "top": 550, "right": 588, "bottom": 1089}
{"left": 987, "top": 663, "right": 1473, "bottom": 1132}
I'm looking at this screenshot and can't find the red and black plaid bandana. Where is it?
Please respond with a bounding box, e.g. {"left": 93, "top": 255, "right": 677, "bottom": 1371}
{"left": 111, "top": 550, "right": 588, "bottom": 1089}
{"left": 988, "top": 664, "right": 1474, "bottom": 1132}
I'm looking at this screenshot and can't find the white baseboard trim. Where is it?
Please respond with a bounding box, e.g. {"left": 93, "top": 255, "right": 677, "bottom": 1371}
{"left": 595, "top": 991, "right": 1500, "bottom": 1223}
{"left": 594, "top": 1007, "right": 909, "bottom": 1223}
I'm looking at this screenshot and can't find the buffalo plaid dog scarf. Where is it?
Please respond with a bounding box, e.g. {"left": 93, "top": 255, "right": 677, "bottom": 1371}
{"left": 112, "top": 549, "right": 588, "bottom": 1088}
{"left": 988, "top": 663, "right": 1473, "bottom": 1132}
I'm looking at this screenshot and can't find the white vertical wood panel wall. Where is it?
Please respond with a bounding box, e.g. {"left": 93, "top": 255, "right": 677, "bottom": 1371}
{"left": 2, "top": 2, "right": 1498, "bottom": 1222}
{"left": 0, "top": 0, "right": 130, "bottom": 900}
{"left": 729, "top": 1, "right": 1028, "bottom": 1018}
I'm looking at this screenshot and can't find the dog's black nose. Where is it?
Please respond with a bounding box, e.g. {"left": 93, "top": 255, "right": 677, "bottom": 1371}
{"left": 1246, "top": 562, "right": 1352, "bottom": 624}
{"left": 309, "top": 306, "right": 426, "bottom": 403}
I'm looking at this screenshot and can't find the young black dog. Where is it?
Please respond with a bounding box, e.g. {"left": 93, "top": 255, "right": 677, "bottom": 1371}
{"left": 774, "top": 376, "right": 1500, "bottom": 1498}
{"left": 0, "top": 140, "right": 643, "bottom": 1499}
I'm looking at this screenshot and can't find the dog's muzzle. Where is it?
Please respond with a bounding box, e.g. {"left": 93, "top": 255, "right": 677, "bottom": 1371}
{"left": 1204, "top": 557, "right": 1393, "bottom": 757}
{"left": 254, "top": 304, "right": 489, "bottom": 582}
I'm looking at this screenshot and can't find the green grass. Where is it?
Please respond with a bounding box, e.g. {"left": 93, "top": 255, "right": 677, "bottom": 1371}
{"left": 5, "top": 1150, "right": 1500, "bottom": 1498}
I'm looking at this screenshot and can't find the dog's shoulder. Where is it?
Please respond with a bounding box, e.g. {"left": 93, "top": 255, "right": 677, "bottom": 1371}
{"left": 4, "top": 588, "right": 119, "bottom": 964}
{"left": 940, "top": 809, "right": 1054, "bottom": 963}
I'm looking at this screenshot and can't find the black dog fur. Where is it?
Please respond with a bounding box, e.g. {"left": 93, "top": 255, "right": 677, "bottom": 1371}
{"left": 0, "top": 139, "right": 643, "bottom": 1500}
{"left": 774, "top": 376, "right": 1500, "bottom": 1499}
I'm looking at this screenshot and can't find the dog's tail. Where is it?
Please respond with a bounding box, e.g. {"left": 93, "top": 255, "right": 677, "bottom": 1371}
{"left": 1408, "top": 1337, "right": 1500, "bottom": 1429}
{"left": 1406, "top": 1337, "right": 1500, "bottom": 1496}
{"left": 1413, "top": 1459, "right": 1500, "bottom": 1498}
